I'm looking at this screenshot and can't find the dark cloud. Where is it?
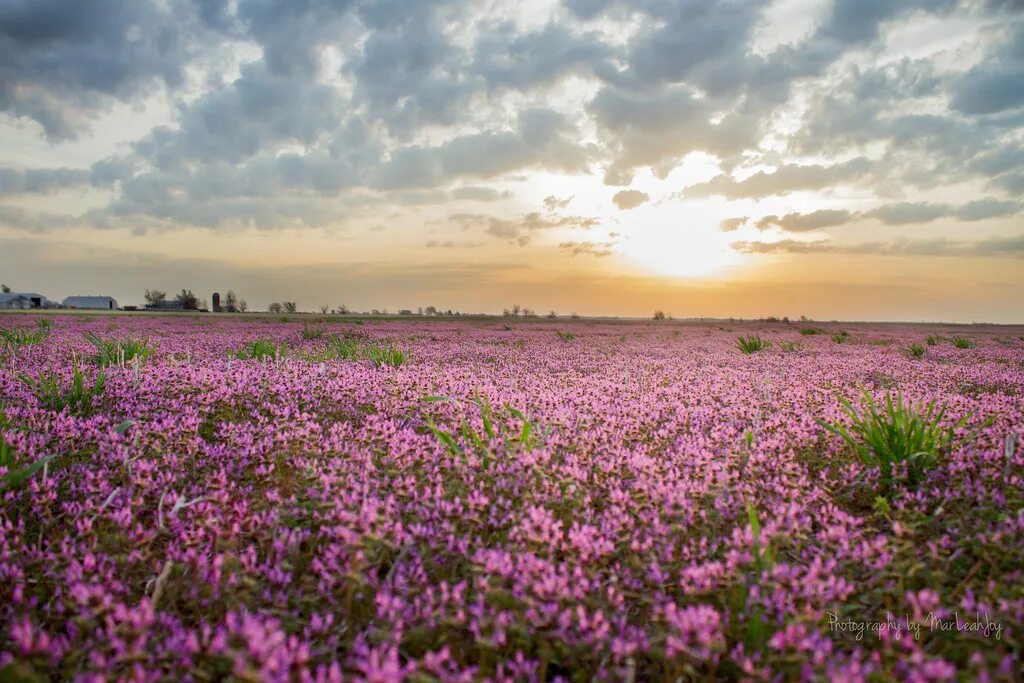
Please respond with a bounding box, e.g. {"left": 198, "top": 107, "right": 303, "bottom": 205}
{"left": 949, "top": 24, "right": 1024, "bottom": 115}
{"left": 472, "top": 22, "right": 618, "bottom": 91}
{"left": 132, "top": 61, "right": 350, "bottom": 168}
{"left": 0, "top": 0, "right": 211, "bottom": 139}
{"left": 813, "top": 0, "right": 957, "bottom": 46}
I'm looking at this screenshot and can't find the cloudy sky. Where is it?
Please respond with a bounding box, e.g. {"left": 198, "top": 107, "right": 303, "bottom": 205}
{"left": 1, "top": 0, "right": 1022, "bottom": 321}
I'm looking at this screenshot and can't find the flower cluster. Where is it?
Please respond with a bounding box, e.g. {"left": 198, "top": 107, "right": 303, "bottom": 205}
{"left": 0, "top": 317, "right": 1021, "bottom": 680}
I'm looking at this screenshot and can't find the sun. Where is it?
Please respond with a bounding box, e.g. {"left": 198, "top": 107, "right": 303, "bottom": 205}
{"left": 615, "top": 209, "right": 744, "bottom": 278}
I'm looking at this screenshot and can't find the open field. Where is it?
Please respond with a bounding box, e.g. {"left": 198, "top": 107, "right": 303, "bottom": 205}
{"left": 1, "top": 315, "right": 1022, "bottom": 680}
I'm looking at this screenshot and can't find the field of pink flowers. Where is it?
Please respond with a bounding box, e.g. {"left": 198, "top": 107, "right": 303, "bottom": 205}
{"left": 1, "top": 314, "right": 1022, "bottom": 681}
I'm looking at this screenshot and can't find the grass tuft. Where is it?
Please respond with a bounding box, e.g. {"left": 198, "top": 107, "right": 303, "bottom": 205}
{"left": 19, "top": 354, "right": 106, "bottom": 416}
{"left": 301, "top": 325, "right": 326, "bottom": 340}
{"left": 233, "top": 339, "right": 286, "bottom": 360}
{"left": 0, "top": 325, "right": 49, "bottom": 351}
{"left": 736, "top": 335, "right": 768, "bottom": 354}
{"left": 424, "top": 392, "right": 542, "bottom": 466}
{"left": 816, "top": 389, "right": 974, "bottom": 492}
{"left": 903, "top": 343, "right": 927, "bottom": 359}
{"left": 84, "top": 332, "right": 155, "bottom": 367}
{"left": 831, "top": 330, "right": 850, "bottom": 344}
{"left": 951, "top": 336, "right": 974, "bottom": 349}
{"left": 365, "top": 343, "right": 408, "bottom": 368}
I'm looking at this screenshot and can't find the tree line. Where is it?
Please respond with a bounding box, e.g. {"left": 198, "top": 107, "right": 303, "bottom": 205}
{"left": 143, "top": 289, "right": 247, "bottom": 312}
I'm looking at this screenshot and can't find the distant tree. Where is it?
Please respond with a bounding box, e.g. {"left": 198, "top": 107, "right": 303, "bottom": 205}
{"left": 511, "top": 304, "right": 521, "bottom": 318}
{"left": 238, "top": 300, "right": 248, "bottom": 312}
{"left": 176, "top": 289, "right": 199, "bottom": 310}
{"left": 522, "top": 307, "right": 535, "bottom": 318}
{"left": 337, "top": 304, "right": 349, "bottom": 315}
{"left": 653, "top": 310, "right": 666, "bottom": 321}
{"left": 446, "top": 309, "right": 453, "bottom": 316}
{"left": 268, "top": 302, "right": 283, "bottom": 313}
{"left": 283, "top": 301, "right": 298, "bottom": 313}
{"left": 417, "top": 307, "right": 423, "bottom": 315}
{"left": 225, "top": 290, "right": 239, "bottom": 311}
{"left": 319, "top": 304, "right": 329, "bottom": 314}
{"left": 1, "top": 284, "right": 11, "bottom": 293}
{"left": 144, "top": 289, "right": 166, "bottom": 307}
{"left": 371, "top": 308, "right": 381, "bottom": 315}
{"left": 424, "top": 305, "right": 438, "bottom": 316}
{"left": 547, "top": 310, "right": 557, "bottom": 319}
{"left": 570, "top": 312, "right": 580, "bottom": 320}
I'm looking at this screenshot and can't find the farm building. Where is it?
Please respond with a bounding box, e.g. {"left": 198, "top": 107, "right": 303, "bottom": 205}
{"left": 63, "top": 295, "right": 118, "bottom": 310}
{"left": 144, "top": 300, "right": 187, "bottom": 311}
{"left": 0, "top": 292, "right": 51, "bottom": 309}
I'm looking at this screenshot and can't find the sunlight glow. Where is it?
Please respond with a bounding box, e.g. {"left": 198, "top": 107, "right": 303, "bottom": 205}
{"left": 617, "top": 220, "right": 744, "bottom": 278}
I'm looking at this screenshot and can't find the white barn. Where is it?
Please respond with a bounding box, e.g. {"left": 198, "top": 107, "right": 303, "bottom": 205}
{"left": 63, "top": 295, "right": 118, "bottom": 310}
{"left": 0, "top": 292, "right": 49, "bottom": 309}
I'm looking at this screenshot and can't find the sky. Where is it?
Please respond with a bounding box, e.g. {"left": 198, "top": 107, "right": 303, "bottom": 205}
{"left": 1, "top": 0, "right": 1022, "bottom": 322}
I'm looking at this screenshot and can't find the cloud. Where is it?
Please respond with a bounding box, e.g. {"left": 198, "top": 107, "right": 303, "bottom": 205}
{"left": 732, "top": 234, "right": 1024, "bottom": 257}
{"left": 732, "top": 198, "right": 1021, "bottom": 236}
{"left": 451, "top": 186, "right": 510, "bottom": 202}
{"left": 719, "top": 216, "right": 748, "bottom": 232}
{"left": 425, "top": 239, "right": 484, "bottom": 249}
{"left": 865, "top": 202, "right": 953, "bottom": 225}
{"left": 612, "top": 189, "right": 649, "bottom": 210}
{"left": 949, "top": 24, "right": 1024, "bottom": 116}
{"left": 682, "top": 158, "right": 873, "bottom": 199}
{"left": 865, "top": 198, "right": 1021, "bottom": 225}
{"left": 0, "top": 0, "right": 1022, "bottom": 252}
{"left": 755, "top": 209, "right": 855, "bottom": 232}
{"left": 0, "top": 0, "right": 213, "bottom": 140}
{"left": 0, "top": 167, "right": 90, "bottom": 195}
{"left": 953, "top": 197, "right": 1021, "bottom": 221}
{"left": 131, "top": 61, "right": 351, "bottom": 168}
{"left": 369, "top": 108, "right": 591, "bottom": 190}
{"left": 543, "top": 195, "right": 573, "bottom": 210}
{"left": 0, "top": 205, "right": 79, "bottom": 232}
{"left": 558, "top": 240, "right": 615, "bottom": 257}
{"left": 589, "top": 84, "right": 756, "bottom": 184}
{"left": 452, "top": 211, "right": 599, "bottom": 246}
